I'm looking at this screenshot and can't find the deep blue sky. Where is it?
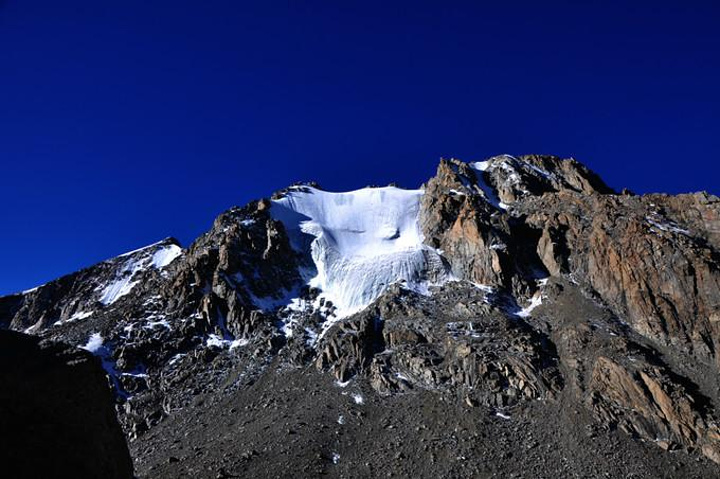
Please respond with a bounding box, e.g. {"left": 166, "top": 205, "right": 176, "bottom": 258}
{"left": 1, "top": 1, "right": 719, "bottom": 294}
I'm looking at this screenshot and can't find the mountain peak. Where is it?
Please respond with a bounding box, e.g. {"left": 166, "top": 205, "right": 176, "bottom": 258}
{"left": 3, "top": 153, "right": 720, "bottom": 474}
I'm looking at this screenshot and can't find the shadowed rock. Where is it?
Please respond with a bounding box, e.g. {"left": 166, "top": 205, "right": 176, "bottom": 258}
{"left": 0, "top": 330, "right": 133, "bottom": 479}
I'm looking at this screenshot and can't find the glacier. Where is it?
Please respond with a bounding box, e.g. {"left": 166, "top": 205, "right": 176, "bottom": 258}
{"left": 271, "top": 185, "right": 450, "bottom": 318}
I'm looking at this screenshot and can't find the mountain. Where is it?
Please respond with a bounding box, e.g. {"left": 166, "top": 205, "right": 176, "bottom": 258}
{"left": 2, "top": 154, "right": 720, "bottom": 478}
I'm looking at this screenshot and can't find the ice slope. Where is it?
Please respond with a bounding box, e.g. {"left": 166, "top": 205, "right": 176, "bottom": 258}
{"left": 98, "top": 242, "right": 183, "bottom": 306}
{"left": 271, "top": 186, "right": 449, "bottom": 317}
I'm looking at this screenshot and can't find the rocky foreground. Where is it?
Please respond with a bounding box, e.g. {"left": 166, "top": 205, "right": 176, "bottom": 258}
{"left": 2, "top": 154, "right": 719, "bottom": 478}
{"left": 0, "top": 330, "right": 133, "bottom": 479}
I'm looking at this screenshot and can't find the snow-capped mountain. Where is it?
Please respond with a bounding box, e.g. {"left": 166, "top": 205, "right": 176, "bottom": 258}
{"left": 2, "top": 154, "right": 720, "bottom": 478}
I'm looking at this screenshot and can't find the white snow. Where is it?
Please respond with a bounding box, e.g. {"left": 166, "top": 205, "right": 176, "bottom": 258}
{"left": 151, "top": 244, "right": 183, "bottom": 268}
{"left": 116, "top": 239, "right": 177, "bottom": 258}
{"left": 471, "top": 282, "right": 494, "bottom": 294}
{"left": 99, "top": 267, "right": 142, "bottom": 305}
{"left": 144, "top": 319, "right": 171, "bottom": 330}
{"left": 271, "top": 186, "right": 450, "bottom": 319}
{"left": 69, "top": 310, "right": 93, "bottom": 321}
{"left": 337, "top": 414, "right": 346, "bottom": 425}
{"left": 351, "top": 393, "right": 364, "bottom": 405}
{"left": 230, "top": 338, "right": 249, "bottom": 350}
{"left": 23, "top": 320, "right": 42, "bottom": 334}
{"left": 81, "top": 332, "right": 105, "bottom": 353}
{"left": 473, "top": 160, "right": 491, "bottom": 172}
{"left": 205, "top": 334, "right": 249, "bottom": 350}
{"left": 646, "top": 216, "right": 690, "bottom": 236}
{"left": 168, "top": 353, "right": 186, "bottom": 366}
{"left": 516, "top": 293, "right": 543, "bottom": 318}
{"left": 331, "top": 453, "right": 341, "bottom": 464}
{"left": 468, "top": 162, "right": 505, "bottom": 210}
{"left": 53, "top": 310, "right": 93, "bottom": 327}
{"left": 78, "top": 333, "right": 129, "bottom": 399}
{"left": 98, "top": 243, "right": 184, "bottom": 306}
{"left": 495, "top": 412, "right": 511, "bottom": 420}
{"left": 515, "top": 278, "right": 549, "bottom": 318}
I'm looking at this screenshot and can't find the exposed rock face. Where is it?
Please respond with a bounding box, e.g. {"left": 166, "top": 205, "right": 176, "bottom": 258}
{"left": 520, "top": 191, "right": 720, "bottom": 365}
{"left": 2, "top": 237, "right": 183, "bottom": 333}
{"left": 2, "top": 153, "right": 720, "bottom": 473}
{"left": 481, "top": 154, "right": 614, "bottom": 204}
{"left": 0, "top": 330, "right": 133, "bottom": 479}
{"left": 317, "top": 282, "right": 562, "bottom": 408}
{"left": 420, "top": 159, "right": 513, "bottom": 288}
{"left": 588, "top": 356, "right": 720, "bottom": 461}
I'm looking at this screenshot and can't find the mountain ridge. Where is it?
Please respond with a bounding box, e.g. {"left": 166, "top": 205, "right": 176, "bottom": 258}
{"left": 2, "top": 154, "right": 720, "bottom": 477}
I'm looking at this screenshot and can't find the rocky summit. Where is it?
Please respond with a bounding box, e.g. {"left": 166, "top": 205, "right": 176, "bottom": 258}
{"left": 2, "top": 154, "right": 720, "bottom": 478}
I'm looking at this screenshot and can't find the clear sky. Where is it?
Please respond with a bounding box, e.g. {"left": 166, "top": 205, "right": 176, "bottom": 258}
{"left": 1, "top": 1, "right": 719, "bottom": 295}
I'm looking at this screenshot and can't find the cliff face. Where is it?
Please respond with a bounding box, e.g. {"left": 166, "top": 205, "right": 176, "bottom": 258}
{"left": 522, "top": 191, "right": 720, "bottom": 364}
{"left": 2, "top": 154, "right": 720, "bottom": 475}
{"left": 0, "top": 330, "right": 134, "bottom": 479}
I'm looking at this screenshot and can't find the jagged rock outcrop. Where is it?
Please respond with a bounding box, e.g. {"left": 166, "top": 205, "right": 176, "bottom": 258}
{"left": 0, "top": 330, "right": 133, "bottom": 479}
{"left": 165, "top": 199, "right": 307, "bottom": 340}
{"left": 588, "top": 356, "right": 720, "bottom": 461}
{"left": 420, "top": 159, "right": 513, "bottom": 288}
{"left": 317, "top": 282, "right": 562, "bottom": 408}
{"left": 480, "top": 154, "right": 614, "bottom": 204}
{"left": 0, "top": 237, "right": 183, "bottom": 333}
{"left": 519, "top": 191, "right": 720, "bottom": 366}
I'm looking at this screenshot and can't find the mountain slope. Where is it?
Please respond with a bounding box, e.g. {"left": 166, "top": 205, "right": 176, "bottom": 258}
{"left": 2, "top": 154, "right": 720, "bottom": 477}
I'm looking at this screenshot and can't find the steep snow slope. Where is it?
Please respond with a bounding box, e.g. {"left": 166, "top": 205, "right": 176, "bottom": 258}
{"left": 272, "top": 186, "right": 450, "bottom": 317}
{"left": 98, "top": 242, "right": 183, "bottom": 306}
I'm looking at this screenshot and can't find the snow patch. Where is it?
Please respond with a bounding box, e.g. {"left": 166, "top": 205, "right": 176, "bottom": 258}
{"left": 168, "top": 353, "right": 186, "bottom": 366}
{"left": 79, "top": 333, "right": 129, "bottom": 399}
{"left": 646, "top": 216, "right": 690, "bottom": 236}
{"left": 144, "top": 319, "right": 171, "bottom": 330}
{"left": 54, "top": 310, "right": 93, "bottom": 326}
{"left": 468, "top": 162, "right": 505, "bottom": 210}
{"left": 69, "top": 310, "right": 93, "bottom": 321}
{"left": 98, "top": 242, "right": 183, "bottom": 306}
{"left": 81, "top": 332, "right": 105, "bottom": 353}
{"left": 98, "top": 256, "right": 146, "bottom": 305}
{"left": 515, "top": 278, "right": 548, "bottom": 318}
{"left": 151, "top": 244, "right": 183, "bottom": 268}
{"left": 351, "top": 393, "right": 364, "bottom": 405}
{"left": 272, "top": 186, "right": 451, "bottom": 318}
{"left": 471, "top": 282, "right": 494, "bottom": 294}
{"left": 516, "top": 293, "right": 543, "bottom": 318}
{"left": 205, "top": 334, "right": 249, "bottom": 350}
